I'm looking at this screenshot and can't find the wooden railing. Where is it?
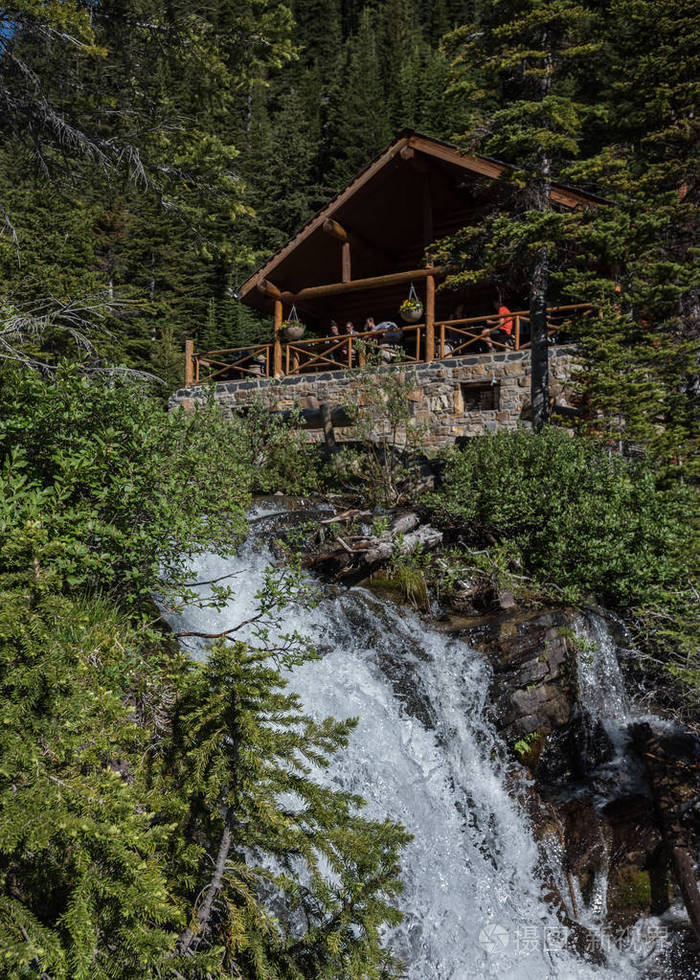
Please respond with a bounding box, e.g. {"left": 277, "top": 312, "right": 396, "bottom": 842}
{"left": 285, "top": 323, "right": 423, "bottom": 374}
{"left": 190, "top": 343, "right": 272, "bottom": 384}
{"left": 435, "top": 304, "right": 591, "bottom": 358}
{"left": 184, "top": 304, "right": 591, "bottom": 385}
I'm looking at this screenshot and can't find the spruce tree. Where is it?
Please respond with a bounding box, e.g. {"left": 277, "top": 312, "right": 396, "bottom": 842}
{"left": 0, "top": 372, "right": 411, "bottom": 977}
{"left": 327, "top": 8, "right": 392, "bottom": 187}
{"left": 560, "top": 0, "right": 699, "bottom": 474}
{"left": 441, "top": 0, "right": 601, "bottom": 428}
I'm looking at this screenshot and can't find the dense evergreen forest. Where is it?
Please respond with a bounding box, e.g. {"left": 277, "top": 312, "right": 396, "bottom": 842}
{"left": 1, "top": 0, "right": 697, "bottom": 470}
{"left": 0, "top": 2, "right": 698, "bottom": 975}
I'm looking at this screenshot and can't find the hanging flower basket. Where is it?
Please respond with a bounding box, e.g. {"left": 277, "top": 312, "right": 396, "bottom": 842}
{"left": 400, "top": 283, "right": 423, "bottom": 322}
{"left": 282, "top": 304, "right": 305, "bottom": 340}
{"left": 283, "top": 322, "right": 306, "bottom": 340}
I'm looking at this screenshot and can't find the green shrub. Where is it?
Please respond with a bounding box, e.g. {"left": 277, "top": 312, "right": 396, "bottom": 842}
{"left": 0, "top": 367, "right": 252, "bottom": 607}
{"left": 231, "top": 395, "right": 322, "bottom": 495}
{"left": 434, "top": 427, "right": 693, "bottom": 609}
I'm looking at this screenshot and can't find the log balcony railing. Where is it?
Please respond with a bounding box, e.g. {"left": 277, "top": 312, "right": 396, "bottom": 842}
{"left": 185, "top": 304, "right": 592, "bottom": 386}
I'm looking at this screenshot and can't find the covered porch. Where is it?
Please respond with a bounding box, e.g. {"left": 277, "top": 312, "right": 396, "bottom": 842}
{"left": 183, "top": 131, "right": 597, "bottom": 386}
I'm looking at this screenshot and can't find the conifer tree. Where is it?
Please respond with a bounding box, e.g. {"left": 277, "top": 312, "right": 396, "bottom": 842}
{"left": 440, "top": 0, "right": 601, "bottom": 428}
{"left": 0, "top": 373, "right": 411, "bottom": 977}
{"left": 560, "top": 0, "right": 699, "bottom": 473}
{"left": 326, "top": 8, "right": 392, "bottom": 187}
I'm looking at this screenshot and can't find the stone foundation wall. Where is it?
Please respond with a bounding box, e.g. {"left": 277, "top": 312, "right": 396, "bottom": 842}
{"left": 169, "top": 348, "right": 577, "bottom": 448}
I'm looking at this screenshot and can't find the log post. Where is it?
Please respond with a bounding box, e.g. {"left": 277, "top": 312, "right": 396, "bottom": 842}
{"left": 273, "top": 299, "right": 283, "bottom": 377}
{"left": 425, "top": 271, "right": 435, "bottom": 362}
{"left": 184, "top": 339, "right": 194, "bottom": 386}
{"left": 341, "top": 241, "right": 351, "bottom": 283}
{"left": 515, "top": 315, "right": 521, "bottom": 350}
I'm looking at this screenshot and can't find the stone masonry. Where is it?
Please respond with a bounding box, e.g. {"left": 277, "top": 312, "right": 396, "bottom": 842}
{"left": 169, "top": 347, "right": 577, "bottom": 449}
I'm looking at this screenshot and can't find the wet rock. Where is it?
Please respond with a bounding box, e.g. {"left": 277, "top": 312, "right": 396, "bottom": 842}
{"left": 630, "top": 722, "right": 700, "bottom": 937}
{"left": 456, "top": 607, "right": 579, "bottom": 741}
{"left": 536, "top": 710, "right": 618, "bottom": 797}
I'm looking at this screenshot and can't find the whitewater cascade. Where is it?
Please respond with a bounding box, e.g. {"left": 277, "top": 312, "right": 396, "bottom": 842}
{"left": 170, "top": 506, "right": 643, "bottom": 980}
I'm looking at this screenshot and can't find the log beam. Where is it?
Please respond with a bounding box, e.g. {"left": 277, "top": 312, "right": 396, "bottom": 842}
{"left": 322, "top": 218, "right": 348, "bottom": 243}
{"left": 257, "top": 279, "right": 282, "bottom": 299}
{"left": 289, "top": 266, "right": 444, "bottom": 303}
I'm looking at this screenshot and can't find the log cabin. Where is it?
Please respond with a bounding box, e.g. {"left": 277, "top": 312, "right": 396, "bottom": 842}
{"left": 172, "top": 130, "right": 601, "bottom": 445}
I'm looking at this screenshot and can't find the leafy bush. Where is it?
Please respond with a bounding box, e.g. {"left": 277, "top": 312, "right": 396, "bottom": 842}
{"left": 0, "top": 367, "right": 252, "bottom": 606}
{"left": 433, "top": 427, "right": 693, "bottom": 609}
{"left": 231, "top": 395, "right": 322, "bottom": 495}
{"left": 334, "top": 363, "right": 427, "bottom": 506}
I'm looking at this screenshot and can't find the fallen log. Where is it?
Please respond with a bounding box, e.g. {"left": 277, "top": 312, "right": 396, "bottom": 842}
{"left": 306, "top": 510, "right": 442, "bottom": 584}
{"left": 365, "top": 524, "right": 442, "bottom": 565}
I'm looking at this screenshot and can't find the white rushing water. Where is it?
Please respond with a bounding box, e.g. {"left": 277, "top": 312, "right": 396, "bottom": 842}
{"left": 171, "top": 509, "right": 640, "bottom": 980}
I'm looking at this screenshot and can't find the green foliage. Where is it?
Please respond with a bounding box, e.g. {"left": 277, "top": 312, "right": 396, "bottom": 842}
{"left": 233, "top": 396, "right": 323, "bottom": 496}
{"left": 0, "top": 589, "right": 410, "bottom": 977}
{"left": 434, "top": 428, "right": 692, "bottom": 609}
{"left": 0, "top": 371, "right": 409, "bottom": 976}
{"left": 0, "top": 368, "right": 251, "bottom": 606}
{"left": 431, "top": 428, "right": 698, "bottom": 711}
{"left": 336, "top": 361, "right": 427, "bottom": 507}
{"left": 514, "top": 731, "right": 540, "bottom": 759}
{"left": 387, "top": 553, "right": 430, "bottom": 609}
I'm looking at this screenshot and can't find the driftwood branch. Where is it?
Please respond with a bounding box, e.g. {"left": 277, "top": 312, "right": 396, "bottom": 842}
{"left": 174, "top": 612, "right": 264, "bottom": 640}
{"left": 307, "top": 510, "right": 443, "bottom": 584}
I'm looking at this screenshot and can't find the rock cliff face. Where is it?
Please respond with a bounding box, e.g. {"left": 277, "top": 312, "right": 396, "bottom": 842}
{"left": 454, "top": 605, "right": 699, "bottom": 962}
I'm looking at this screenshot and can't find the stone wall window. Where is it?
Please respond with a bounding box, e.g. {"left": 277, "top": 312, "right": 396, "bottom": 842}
{"left": 456, "top": 382, "right": 499, "bottom": 413}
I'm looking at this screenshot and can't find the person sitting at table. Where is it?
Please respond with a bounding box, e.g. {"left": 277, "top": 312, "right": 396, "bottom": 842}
{"left": 338, "top": 320, "right": 355, "bottom": 365}
{"left": 364, "top": 316, "right": 402, "bottom": 361}
{"left": 325, "top": 320, "right": 340, "bottom": 352}
{"left": 481, "top": 297, "right": 514, "bottom": 350}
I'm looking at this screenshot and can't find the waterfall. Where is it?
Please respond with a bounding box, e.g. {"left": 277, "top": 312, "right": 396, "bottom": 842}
{"left": 575, "top": 611, "right": 630, "bottom": 726}
{"left": 170, "top": 507, "right": 640, "bottom": 979}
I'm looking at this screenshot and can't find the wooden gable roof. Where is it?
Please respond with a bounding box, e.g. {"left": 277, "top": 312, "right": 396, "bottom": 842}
{"left": 237, "top": 129, "right": 602, "bottom": 316}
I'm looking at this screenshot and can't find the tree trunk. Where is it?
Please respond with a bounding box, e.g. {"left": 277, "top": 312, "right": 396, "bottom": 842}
{"left": 530, "top": 243, "right": 550, "bottom": 430}
{"left": 529, "top": 41, "right": 553, "bottom": 432}
{"left": 177, "top": 815, "right": 234, "bottom": 956}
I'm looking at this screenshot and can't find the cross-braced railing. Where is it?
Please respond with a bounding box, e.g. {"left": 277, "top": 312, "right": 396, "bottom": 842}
{"left": 192, "top": 344, "right": 272, "bottom": 385}
{"left": 285, "top": 323, "right": 423, "bottom": 374}
{"left": 184, "top": 304, "right": 591, "bottom": 385}
{"left": 435, "top": 304, "right": 591, "bottom": 358}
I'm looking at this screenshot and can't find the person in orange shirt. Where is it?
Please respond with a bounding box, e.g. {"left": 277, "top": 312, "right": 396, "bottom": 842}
{"left": 482, "top": 298, "right": 514, "bottom": 349}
